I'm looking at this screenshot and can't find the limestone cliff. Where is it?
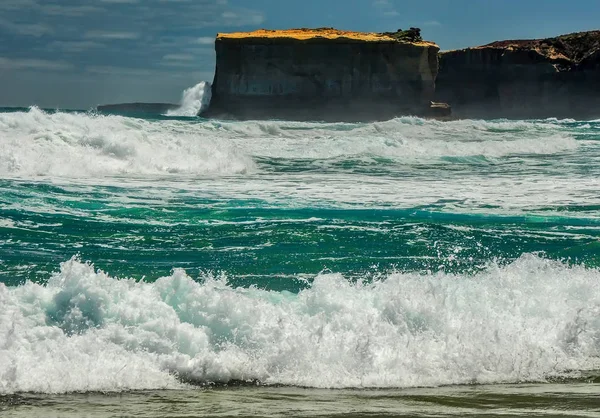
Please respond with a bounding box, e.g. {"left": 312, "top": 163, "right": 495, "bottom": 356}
{"left": 201, "top": 28, "right": 441, "bottom": 121}
{"left": 436, "top": 31, "right": 600, "bottom": 119}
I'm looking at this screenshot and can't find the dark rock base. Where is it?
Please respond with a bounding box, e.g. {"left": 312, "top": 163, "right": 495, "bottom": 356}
{"left": 202, "top": 98, "right": 451, "bottom": 122}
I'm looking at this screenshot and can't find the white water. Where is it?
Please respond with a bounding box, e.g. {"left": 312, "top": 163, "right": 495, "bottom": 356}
{"left": 1, "top": 255, "right": 599, "bottom": 394}
{"left": 0, "top": 107, "right": 585, "bottom": 178}
{"left": 0, "top": 107, "right": 253, "bottom": 177}
{"left": 166, "top": 81, "right": 212, "bottom": 117}
{"left": 1, "top": 107, "right": 599, "bottom": 215}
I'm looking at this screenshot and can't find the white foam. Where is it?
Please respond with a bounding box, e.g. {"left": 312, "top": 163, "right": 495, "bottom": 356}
{"left": 0, "top": 108, "right": 585, "bottom": 181}
{"left": 213, "top": 116, "right": 580, "bottom": 160}
{"left": 0, "top": 107, "right": 254, "bottom": 178}
{"left": 1, "top": 255, "right": 600, "bottom": 394}
{"left": 2, "top": 108, "right": 597, "bottom": 217}
{"left": 166, "top": 82, "right": 212, "bottom": 117}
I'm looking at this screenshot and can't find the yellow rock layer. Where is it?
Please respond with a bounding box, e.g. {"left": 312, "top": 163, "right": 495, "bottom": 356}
{"left": 217, "top": 28, "right": 436, "bottom": 46}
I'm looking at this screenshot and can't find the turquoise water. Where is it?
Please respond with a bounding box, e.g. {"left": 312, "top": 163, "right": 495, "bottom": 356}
{"left": 1, "top": 107, "right": 600, "bottom": 415}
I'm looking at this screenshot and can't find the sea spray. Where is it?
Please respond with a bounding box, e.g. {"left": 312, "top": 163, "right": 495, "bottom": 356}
{"left": 166, "top": 81, "right": 212, "bottom": 117}
{"left": 1, "top": 255, "right": 600, "bottom": 394}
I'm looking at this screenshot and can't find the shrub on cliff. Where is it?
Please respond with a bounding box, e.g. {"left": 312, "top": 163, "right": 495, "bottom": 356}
{"left": 383, "top": 27, "right": 423, "bottom": 43}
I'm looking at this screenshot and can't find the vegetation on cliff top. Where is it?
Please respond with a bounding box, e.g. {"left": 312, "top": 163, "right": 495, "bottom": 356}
{"left": 382, "top": 28, "right": 423, "bottom": 43}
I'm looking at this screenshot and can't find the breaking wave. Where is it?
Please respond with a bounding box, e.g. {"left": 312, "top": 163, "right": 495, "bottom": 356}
{"left": 1, "top": 255, "right": 600, "bottom": 394}
{"left": 0, "top": 107, "right": 253, "bottom": 178}
{"left": 166, "top": 81, "right": 212, "bottom": 117}
{"left": 0, "top": 107, "right": 587, "bottom": 180}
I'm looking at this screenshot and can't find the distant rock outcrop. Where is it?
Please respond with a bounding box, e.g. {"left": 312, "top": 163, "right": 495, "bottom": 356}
{"left": 436, "top": 30, "right": 600, "bottom": 119}
{"left": 201, "top": 28, "right": 442, "bottom": 121}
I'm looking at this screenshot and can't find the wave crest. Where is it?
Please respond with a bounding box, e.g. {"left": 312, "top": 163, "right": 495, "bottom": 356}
{"left": 1, "top": 255, "right": 600, "bottom": 393}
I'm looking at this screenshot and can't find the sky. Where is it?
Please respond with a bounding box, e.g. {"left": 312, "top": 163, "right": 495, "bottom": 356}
{"left": 1, "top": 0, "right": 598, "bottom": 109}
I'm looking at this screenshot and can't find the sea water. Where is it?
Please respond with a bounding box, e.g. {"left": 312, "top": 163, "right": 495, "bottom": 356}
{"left": 1, "top": 98, "right": 600, "bottom": 416}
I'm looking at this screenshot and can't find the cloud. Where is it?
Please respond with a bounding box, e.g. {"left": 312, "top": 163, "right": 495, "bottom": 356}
{"left": 0, "top": 0, "right": 38, "bottom": 11}
{"left": 194, "top": 37, "right": 215, "bottom": 45}
{"left": 85, "top": 31, "right": 140, "bottom": 40}
{"left": 163, "top": 53, "right": 196, "bottom": 61}
{"left": 160, "top": 61, "right": 198, "bottom": 68}
{"left": 373, "top": 0, "right": 399, "bottom": 19}
{"left": 423, "top": 20, "right": 442, "bottom": 27}
{"left": 160, "top": 48, "right": 214, "bottom": 67}
{"left": 0, "top": 17, "right": 53, "bottom": 37}
{"left": 85, "top": 65, "right": 200, "bottom": 80}
{"left": 0, "top": 1, "right": 102, "bottom": 16}
{"left": 0, "top": 0, "right": 265, "bottom": 107}
{"left": 0, "top": 57, "right": 73, "bottom": 71}
{"left": 48, "top": 41, "right": 104, "bottom": 52}
{"left": 40, "top": 4, "right": 103, "bottom": 17}
{"left": 219, "top": 9, "right": 265, "bottom": 26}
{"left": 86, "top": 65, "right": 155, "bottom": 77}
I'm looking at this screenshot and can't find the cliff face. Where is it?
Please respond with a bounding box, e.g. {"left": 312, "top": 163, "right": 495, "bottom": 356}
{"left": 202, "top": 28, "right": 440, "bottom": 121}
{"left": 436, "top": 31, "right": 600, "bottom": 119}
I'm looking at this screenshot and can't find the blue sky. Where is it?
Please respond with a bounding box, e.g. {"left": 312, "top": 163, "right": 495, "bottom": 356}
{"left": 1, "top": 0, "right": 598, "bottom": 109}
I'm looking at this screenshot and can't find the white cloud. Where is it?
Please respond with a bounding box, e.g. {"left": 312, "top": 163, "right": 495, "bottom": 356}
{"left": 86, "top": 65, "right": 201, "bottom": 80}
{"left": 160, "top": 48, "right": 213, "bottom": 66}
{"left": 85, "top": 31, "right": 140, "bottom": 40}
{"left": 0, "top": 1, "right": 102, "bottom": 16}
{"left": 221, "top": 11, "right": 237, "bottom": 19}
{"left": 0, "top": 57, "right": 72, "bottom": 71}
{"left": 160, "top": 61, "right": 198, "bottom": 68}
{"left": 48, "top": 41, "right": 104, "bottom": 52}
{"left": 219, "top": 8, "right": 265, "bottom": 26}
{"left": 194, "top": 37, "right": 215, "bottom": 45}
{"left": 0, "top": 17, "right": 53, "bottom": 37}
{"left": 0, "top": 0, "right": 38, "bottom": 11}
{"left": 41, "top": 5, "right": 103, "bottom": 16}
{"left": 373, "top": 0, "right": 399, "bottom": 19}
{"left": 86, "top": 65, "right": 155, "bottom": 77}
{"left": 163, "top": 53, "right": 195, "bottom": 61}
{"left": 423, "top": 20, "right": 442, "bottom": 27}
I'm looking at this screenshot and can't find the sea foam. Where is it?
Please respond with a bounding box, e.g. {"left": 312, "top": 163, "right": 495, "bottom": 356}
{"left": 1, "top": 255, "right": 599, "bottom": 394}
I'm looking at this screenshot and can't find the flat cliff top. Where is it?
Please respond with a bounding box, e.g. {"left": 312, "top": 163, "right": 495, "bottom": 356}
{"left": 474, "top": 30, "right": 600, "bottom": 63}
{"left": 217, "top": 28, "right": 436, "bottom": 46}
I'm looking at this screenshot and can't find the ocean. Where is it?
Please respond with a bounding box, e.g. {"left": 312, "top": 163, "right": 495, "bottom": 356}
{"left": 1, "top": 90, "right": 600, "bottom": 416}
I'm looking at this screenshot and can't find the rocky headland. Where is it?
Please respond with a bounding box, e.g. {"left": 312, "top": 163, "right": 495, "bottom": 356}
{"left": 436, "top": 30, "right": 600, "bottom": 119}
{"left": 201, "top": 28, "right": 444, "bottom": 121}
{"left": 98, "top": 29, "right": 600, "bottom": 121}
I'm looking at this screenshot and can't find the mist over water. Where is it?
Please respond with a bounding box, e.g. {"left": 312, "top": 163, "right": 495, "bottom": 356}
{"left": 1, "top": 106, "right": 600, "bottom": 397}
